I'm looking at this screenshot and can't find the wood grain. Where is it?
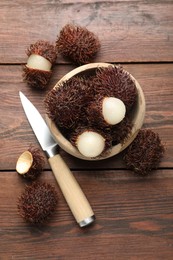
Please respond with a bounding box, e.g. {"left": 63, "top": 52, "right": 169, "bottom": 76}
{"left": 0, "top": 64, "right": 172, "bottom": 170}
{"left": 0, "top": 170, "right": 173, "bottom": 259}
{"left": 0, "top": 0, "right": 173, "bottom": 259}
{"left": 0, "top": 0, "right": 172, "bottom": 63}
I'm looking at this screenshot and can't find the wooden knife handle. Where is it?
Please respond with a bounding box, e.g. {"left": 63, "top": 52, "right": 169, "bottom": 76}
{"left": 48, "top": 154, "right": 95, "bottom": 227}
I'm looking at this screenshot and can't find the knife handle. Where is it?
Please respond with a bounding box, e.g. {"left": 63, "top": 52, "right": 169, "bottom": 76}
{"left": 48, "top": 154, "right": 95, "bottom": 227}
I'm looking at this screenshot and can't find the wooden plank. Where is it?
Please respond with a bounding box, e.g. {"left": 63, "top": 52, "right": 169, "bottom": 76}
{"left": 0, "top": 170, "right": 173, "bottom": 259}
{"left": 0, "top": 0, "right": 173, "bottom": 63}
{"left": 0, "top": 63, "right": 172, "bottom": 170}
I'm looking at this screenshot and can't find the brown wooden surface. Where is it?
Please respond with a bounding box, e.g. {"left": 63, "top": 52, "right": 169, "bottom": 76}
{"left": 0, "top": 1, "right": 173, "bottom": 259}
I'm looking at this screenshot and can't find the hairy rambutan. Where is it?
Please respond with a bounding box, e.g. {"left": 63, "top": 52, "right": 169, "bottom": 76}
{"left": 56, "top": 24, "right": 100, "bottom": 65}
{"left": 45, "top": 76, "right": 93, "bottom": 129}
{"left": 23, "top": 40, "right": 57, "bottom": 89}
{"left": 123, "top": 129, "right": 165, "bottom": 175}
{"left": 18, "top": 182, "right": 58, "bottom": 224}
{"left": 93, "top": 65, "right": 137, "bottom": 110}
{"left": 16, "top": 147, "right": 45, "bottom": 181}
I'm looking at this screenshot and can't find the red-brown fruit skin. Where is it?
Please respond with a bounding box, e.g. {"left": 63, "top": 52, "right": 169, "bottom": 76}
{"left": 93, "top": 65, "right": 137, "bottom": 111}
{"left": 56, "top": 24, "right": 100, "bottom": 65}
{"left": 22, "top": 66, "right": 52, "bottom": 89}
{"left": 18, "top": 182, "right": 58, "bottom": 224}
{"left": 18, "top": 147, "right": 45, "bottom": 181}
{"left": 45, "top": 76, "right": 93, "bottom": 129}
{"left": 123, "top": 129, "right": 165, "bottom": 175}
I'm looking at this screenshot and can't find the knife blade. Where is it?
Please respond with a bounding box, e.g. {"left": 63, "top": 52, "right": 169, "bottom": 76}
{"left": 19, "top": 91, "right": 95, "bottom": 227}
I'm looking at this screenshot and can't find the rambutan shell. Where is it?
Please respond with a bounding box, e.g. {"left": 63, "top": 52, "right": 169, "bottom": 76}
{"left": 23, "top": 65, "right": 52, "bottom": 89}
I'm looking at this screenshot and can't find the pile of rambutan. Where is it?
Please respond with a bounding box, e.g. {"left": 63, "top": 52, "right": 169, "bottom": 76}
{"left": 19, "top": 23, "right": 102, "bottom": 225}
{"left": 18, "top": 182, "right": 58, "bottom": 224}
{"left": 45, "top": 65, "right": 137, "bottom": 158}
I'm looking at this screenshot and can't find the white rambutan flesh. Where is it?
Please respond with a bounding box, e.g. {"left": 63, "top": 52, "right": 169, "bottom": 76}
{"left": 102, "top": 97, "right": 126, "bottom": 125}
{"left": 76, "top": 131, "right": 105, "bottom": 158}
{"left": 26, "top": 54, "right": 52, "bottom": 71}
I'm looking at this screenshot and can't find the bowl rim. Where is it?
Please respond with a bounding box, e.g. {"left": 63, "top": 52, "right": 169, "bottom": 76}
{"left": 46, "top": 62, "right": 146, "bottom": 160}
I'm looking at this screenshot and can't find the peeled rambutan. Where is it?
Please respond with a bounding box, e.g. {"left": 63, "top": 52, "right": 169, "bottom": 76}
{"left": 123, "top": 129, "right": 165, "bottom": 175}
{"left": 22, "top": 40, "right": 57, "bottom": 89}
{"left": 69, "top": 125, "right": 112, "bottom": 158}
{"left": 45, "top": 76, "right": 93, "bottom": 129}
{"left": 93, "top": 65, "right": 137, "bottom": 110}
{"left": 56, "top": 24, "right": 100, "bottom": 65}
{"left": 16, "top": 147, "right": 45, "bottom": 181}
{"left": 18, "top": 182, "right": 58, "bottom": 224}
{"left": 86, "top": 95, "right": 126, "bottom": 128}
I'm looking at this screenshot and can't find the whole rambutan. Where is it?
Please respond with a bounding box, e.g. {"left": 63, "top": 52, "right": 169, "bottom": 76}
{"left": 18, "top": 182, "right": 58, "bottom": 224}
{"left": 93, "top": 65, "right": 137, "bottom": 110}
{"left": 23, "top": 40, "right": 57, "bottom": 89}
{"left": 16, "top": 147, "right": 45, "bottom": 181}
{"left": 123, "top": 129, "right": 165, "bottom": 175}
{"left": 45, "top": 76, "right": 93, "bottom": 129}
{"left": 56, "top": 24, "right": 100, "bottom": 65}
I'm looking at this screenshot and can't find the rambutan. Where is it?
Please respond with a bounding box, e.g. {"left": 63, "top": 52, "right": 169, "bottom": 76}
{"left": 69, "top": 125, "right": 112, "bottom": 158}
{"left": 44, "top": 76, "right": 93, "bottom": 129}
{"left": 18, "top": 182, "right": 58, "bottom": 224}
{"left": 86, "top": 95, "right": 126, "bottom": 127}
{"left": 56, "top": 24, "right": 100, "bottom": 65}
{"left": 93, "top": 65, "right": 137, "bottom": 110}
{"left": 16, "top": 147, "right": 45, "bottom": 181}
{"left": 123, "top": 129, "right": 165, "bottom": 175}
{"left": 23, "top": 40, "right": 57, "bottom": 89}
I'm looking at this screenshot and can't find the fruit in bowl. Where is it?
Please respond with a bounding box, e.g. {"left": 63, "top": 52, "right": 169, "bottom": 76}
{"left": 45, "top": 63, "right": 145, "bottom": 160}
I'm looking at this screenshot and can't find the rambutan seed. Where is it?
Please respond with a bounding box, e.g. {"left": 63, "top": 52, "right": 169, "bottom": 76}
{"left": 123, "top": 129, "right": 165, "bottom": 175}
{"left": 18, "top": 182, "right": 58, "bottom": 224}
{"left": 56, "top": 24, "right": 100, "bottom": 65}
{"left": 22, "top": 40, "right": 57, "bottom": 89}
{"left": 16, "top": 147, "right": 45, "bottom": 181}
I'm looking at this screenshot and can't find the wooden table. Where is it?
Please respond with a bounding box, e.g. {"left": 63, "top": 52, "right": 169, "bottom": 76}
{"left": 0, "top": 1, "right": 173, "bottom": 259}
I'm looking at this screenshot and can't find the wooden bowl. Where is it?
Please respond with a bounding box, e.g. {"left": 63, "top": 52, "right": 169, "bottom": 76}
{"left": 46, "top": 63, "right": 146, "bottom": 160}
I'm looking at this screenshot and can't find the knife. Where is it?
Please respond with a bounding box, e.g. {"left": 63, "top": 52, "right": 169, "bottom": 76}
{"left": 19, "top": 91, "right": 95, "bottom": 227}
